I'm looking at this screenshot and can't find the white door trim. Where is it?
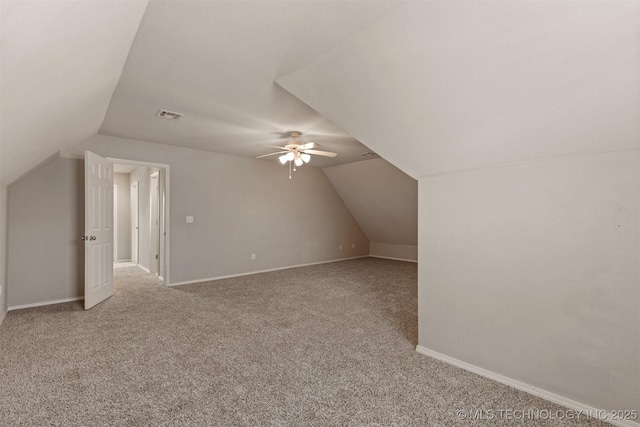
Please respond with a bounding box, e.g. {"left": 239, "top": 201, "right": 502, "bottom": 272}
{"left": 113, "top": 184, "right": 118, "bottom": 262}
{"left": 131, "top": 181, "right": 139, "bottom": 265}
{"left": 149, "top": 171, "right": 159, "bottom": 276}
{"left": 108, "top": 157, "right": 170, "bottom": 286}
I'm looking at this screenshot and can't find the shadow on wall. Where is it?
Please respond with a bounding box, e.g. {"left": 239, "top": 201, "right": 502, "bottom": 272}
{"left": 7, "top": 158, "right": 85, "bottom": 307}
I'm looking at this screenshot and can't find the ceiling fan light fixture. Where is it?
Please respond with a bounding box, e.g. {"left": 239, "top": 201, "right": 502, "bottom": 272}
{"left": 257, "top": 131, "right": 337, "bottom": 179}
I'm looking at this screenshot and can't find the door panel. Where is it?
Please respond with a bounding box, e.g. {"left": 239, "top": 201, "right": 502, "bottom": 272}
{"left": 150, "top": 173, "right": 159, "bottom": 275}
{"left": 85, "top": 151, "right": 114, "bottom": 309}
{"left": 131, "top": 181, "right": 139, "bottom": 265}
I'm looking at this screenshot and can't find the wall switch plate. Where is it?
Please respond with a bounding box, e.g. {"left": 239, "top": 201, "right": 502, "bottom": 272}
{"left": 339, "top": 245, "right": 343, "bottom": 250}
{"left": 251, "top": 253, "right": 256, "bottom": 260}
{"left": 352, "top": 243, "right": 355, "bottom": 248}
{"left": 186, "top": 216, "right": 194, "bottom": 223}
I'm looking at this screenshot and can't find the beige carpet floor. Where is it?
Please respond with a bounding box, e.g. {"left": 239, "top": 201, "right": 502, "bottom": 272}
{"left": 0, "top": 258, "right": 607, "bottom": 426}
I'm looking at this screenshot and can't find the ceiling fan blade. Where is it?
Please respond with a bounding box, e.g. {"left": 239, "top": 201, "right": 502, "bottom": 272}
{"left": 263, "top": 145, "right": 289, "bottom": 150}
{"left": 303, "top": 149, "right": 337, "bottom": 158}
{"left": 300, "top": 142, "right": 319, "bottom": 150}
{"left": 256, "top": 152, "right": 284, "bottom": 159}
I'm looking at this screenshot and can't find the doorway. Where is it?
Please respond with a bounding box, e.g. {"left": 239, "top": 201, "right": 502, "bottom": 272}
{"left": 111, "top": 159, "right": 170, "bottom": 285}
{"left": 149, "top": 171, "right": 160, "bottom": 276}
{"left": 131, "top": 180, "right": 139, "bottom": 265}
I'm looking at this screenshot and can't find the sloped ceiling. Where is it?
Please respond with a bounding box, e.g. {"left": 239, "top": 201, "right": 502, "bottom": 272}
{"left": 98, "top": 1, "right": 403, "bottom": 168}
{"left": 277, "top": 1, "right": 640, "bottom": 179}
{"left": 1, "top": 1, "right": 404, "bottom": 184}
{"left": 323, "top": 158, "right": 417, "bottom": 246}
{"left": 5, "top": 1, "right": 635, "bottom": 186}
{"left": 0, "top": 0, "right": 148, "bottom": 184}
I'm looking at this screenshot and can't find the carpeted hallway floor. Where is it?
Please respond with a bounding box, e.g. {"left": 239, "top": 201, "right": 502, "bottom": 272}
{"left": 0, "top": 258, "right": 606, "bottom": 426}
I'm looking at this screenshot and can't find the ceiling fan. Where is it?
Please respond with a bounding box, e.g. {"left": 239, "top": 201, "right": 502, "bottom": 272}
{"left": 257, "top": 131, "right": 337, "bottom": 179}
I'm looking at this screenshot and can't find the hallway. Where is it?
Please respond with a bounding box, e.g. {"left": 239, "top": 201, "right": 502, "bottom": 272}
{"left": 114, "top": 262, "right": 163, "bottom": 293}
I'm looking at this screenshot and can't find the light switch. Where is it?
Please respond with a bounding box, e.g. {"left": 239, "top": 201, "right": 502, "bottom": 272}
{"left": 186, "top": 216, "right": 194, "bottom": 223}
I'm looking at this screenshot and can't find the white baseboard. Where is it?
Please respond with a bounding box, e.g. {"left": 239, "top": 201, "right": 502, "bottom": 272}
{"left": 138, "top": 265, "right": 151, "bottom": 273}
{"left": 168, "top": 255, "right": 369, "bottom": 287}
{"left": 369, "top": 255, "right": 418, "bottom": 263}
{"left": 8, "top": 296, "right": 84, "bottom": 311}
{"left": 416, "top": 346, "right": 639, "bottom": 427}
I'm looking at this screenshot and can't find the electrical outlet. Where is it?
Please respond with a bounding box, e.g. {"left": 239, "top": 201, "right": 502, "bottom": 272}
{"left": 251, "top": 253, "right": 256, "bottom": 260}
{"left": 186, "top": 216, "right": 194, "bottom": 223}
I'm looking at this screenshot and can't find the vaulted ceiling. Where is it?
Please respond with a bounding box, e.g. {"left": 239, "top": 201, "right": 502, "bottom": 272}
{"left": 1, "top": 0, "right": 402, "bottom": 184}
{"left": 2, "top": 1, "right": 638, "bottom": 185}
{"left": 1, "top": 0, "right": 147, "bottom": 184}
{"left": 277, "top": 1, "right": 639, "bottom": 179}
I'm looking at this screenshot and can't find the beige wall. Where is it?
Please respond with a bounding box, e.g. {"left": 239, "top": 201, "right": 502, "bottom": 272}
{"left": 7, "top": 158, "right": 84, "bottom": 307}
{"left": 6, "top": 134, "right": 368, "bottom": 305}
{"left": 418, "top": 149, "right": 639, "bottom": 412}
{"left": 275, "top": 2, "right": 640, "bottom": 414}
{"left": 323, "top": 158, "right": 417, "bottom": 261}
{"left": 114, "top": 173, "right": 131, "bottom": 261}
{"left": 369, "top": 243, "right": 416, "bottom": 262}
{"left": 0, "top": 182, "right": 7, "bottom": 324}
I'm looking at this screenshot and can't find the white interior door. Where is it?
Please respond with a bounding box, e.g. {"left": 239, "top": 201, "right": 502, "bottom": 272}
{"left": 131, "top": 181, "right": 139, "bottom": 265}
{"left": 84, "top": 151, "right": 114, "bottom": 310}
{"left": 158, "top": 168, "right": 167, "bottom": 281}
{"left": 150, "top": 172, "right": 159, "bottom": 275}
{"left": 113, "top": 184, "right": 118, "bottom": 262}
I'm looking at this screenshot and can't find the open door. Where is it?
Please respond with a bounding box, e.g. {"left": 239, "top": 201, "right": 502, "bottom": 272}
{"left": 131, "top": 181, "right": 139, "bottom": 265}
{"left": 150, "top": 171, "right": 159, "bottom": 275}
{"left": 84, "top": 151, "right": 114, "bottom": 309}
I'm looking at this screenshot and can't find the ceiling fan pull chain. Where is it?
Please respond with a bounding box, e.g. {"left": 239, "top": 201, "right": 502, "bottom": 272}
{"left": 255, "top": 131, "right": 337, "bottom": 180}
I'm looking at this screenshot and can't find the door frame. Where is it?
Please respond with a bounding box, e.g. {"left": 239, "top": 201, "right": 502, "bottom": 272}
{"left": 109, "top": 158, "right": 171, "bottom": 286}
{"left": 149, "top": 171, "right": 160, "bottom": 276}
{"left": 114, "top": 184, "right": 118, "bottom": 262}
{"left": 131, "top": 180, "right": 139, "bottom": 265}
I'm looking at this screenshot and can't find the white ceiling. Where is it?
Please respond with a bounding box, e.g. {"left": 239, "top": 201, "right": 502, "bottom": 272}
{"left": 0, "top": 0, "right": 148, "bottom": 184}
{"left": 1, "top": 0, "right": 403, "bottom": 184}
{"left": 113, "top": 163, "right": 139, "bottom": 174}
{"left": 99, "top": 0, "right": 404, "bottom": 168}
{"left": 278, "top": 1, "right": 640, "bottom": 179}
{"left": 2, "top": 1, "right": 637, "bottom": 184}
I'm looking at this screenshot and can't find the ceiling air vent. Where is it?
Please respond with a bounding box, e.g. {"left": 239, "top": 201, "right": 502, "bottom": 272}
{"left": 360, "top": 152, "right": 378, "bottom": 158}
{"left": 156, "top": 109, "right": 183, "bottom": 120}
